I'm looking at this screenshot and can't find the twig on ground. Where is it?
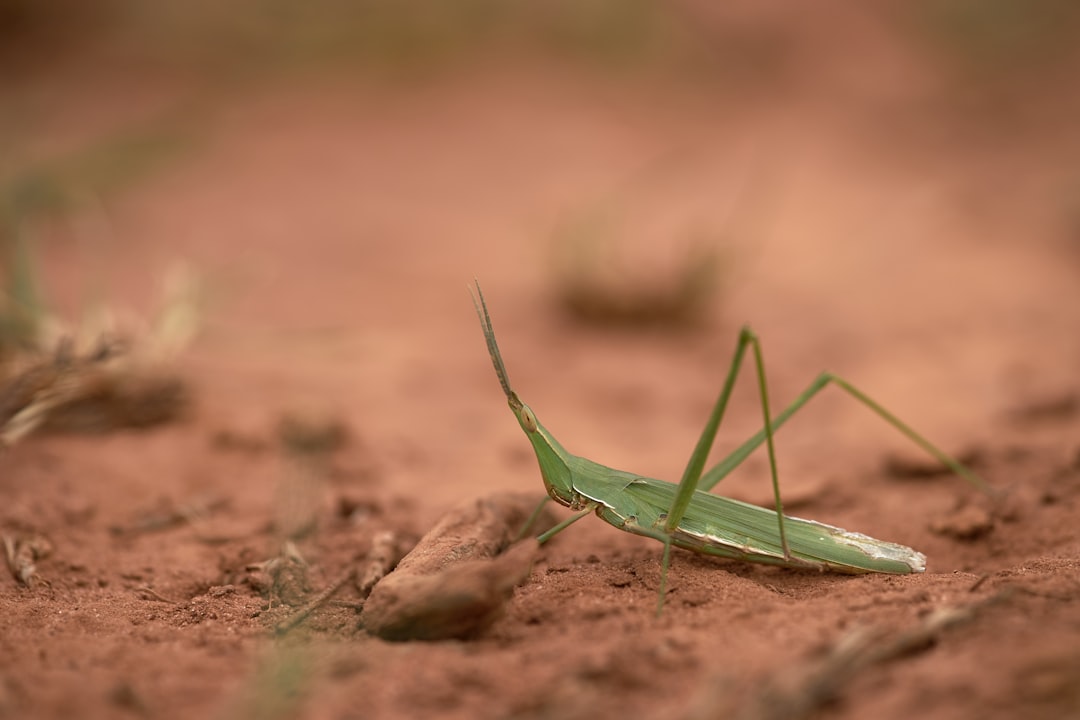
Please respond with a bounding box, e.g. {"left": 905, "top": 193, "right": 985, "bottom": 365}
{"left": 356, "top": 530, "right": 403, "bottom": 598}
{"left": 136, "top": 585, "right": 180, "bottom": 604}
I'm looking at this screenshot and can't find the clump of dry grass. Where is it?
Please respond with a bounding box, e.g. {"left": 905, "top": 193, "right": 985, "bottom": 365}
{"left": 550, "top": 209, "right": 721, "bottom": 330}
{"left": 0, "top": 263, "right": 200, "bottom": 446}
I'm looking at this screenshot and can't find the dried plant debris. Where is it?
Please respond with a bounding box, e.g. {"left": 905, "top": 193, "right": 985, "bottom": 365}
{"left": 884, "top": 446, "right": 984, "bottom": 479}
{"left": 551, "top": 213, "right": 720, "bottom": 329}
{"left": 135, "top": 585, "right": 180, "bottom": 604}
{"left": 273, "top": 531, "right": 408, "bottom": 636}
{"left": 0, "top": 341, "right": 188, "bottom": 445}
{"left": 355, "top": 530, "right": 405, "bottom": 598}
{"left": 277, "top": 410, "right": 348, "bottom": 457}
{"left": 555, "top": 247, "right": 718, "bottom": 328}
{"left": 686, "top": 592, "right": 1009, "bottom": 720}
{"left": 930, "top": 502, "right": 996, "bottom": 541}
{"left": 0, "top": 264, "right": 199, "bottom": 446}
{"left": 244, "top": 541, "right": 311, "bottom": 607}
{"left": 361, "top": 492, "right": 557, "bottom": 641}
{"left": 274, "top": 568, "right": 358, "bottom": 636}
{"left": 109, "top": 494, "right": 230, "bottom": 539}
{"left": 3, "top": 533, "right": 53, "bottom": 587}
{"left": 1006, "top": 392, "right": 1079, "bottom": 425}
{"left": 275, "top": 409, "right": 349, "bottom": 541}
{"left": 336, "top": 496, "right": 383, "bottom": 527}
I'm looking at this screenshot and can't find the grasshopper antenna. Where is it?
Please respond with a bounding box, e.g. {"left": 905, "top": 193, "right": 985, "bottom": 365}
{"left": 470, "top": 281, "right": 518, "bottom": 405}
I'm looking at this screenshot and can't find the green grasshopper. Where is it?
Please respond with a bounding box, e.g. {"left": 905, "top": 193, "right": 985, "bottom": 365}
{"left": 471, "top": 283, "right": 991, "bottom": 615}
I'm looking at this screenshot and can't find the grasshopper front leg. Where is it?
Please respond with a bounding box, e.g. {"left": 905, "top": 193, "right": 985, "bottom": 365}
{"left": 663, "top": 327, "right": 789, "bottom": 551}
{"left": 655, "top": 327, "right": 787, "bottom": 614}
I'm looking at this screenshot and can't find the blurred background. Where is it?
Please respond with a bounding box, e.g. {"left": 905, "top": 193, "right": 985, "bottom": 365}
{"left": 3, "top": 0, "right": 1080, "bottom": 510}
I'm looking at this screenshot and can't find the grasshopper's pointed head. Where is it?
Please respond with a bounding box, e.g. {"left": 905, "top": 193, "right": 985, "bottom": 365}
{"left": 506, "top": 390, "right": 539, "bottom": 435}
{"left": 471, "top": 283, "right": 575, "bottom": 505}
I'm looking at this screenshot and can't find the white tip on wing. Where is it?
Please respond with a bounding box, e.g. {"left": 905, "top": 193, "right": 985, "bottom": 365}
{"left": 828, "top": 527, "right": 927, "bottom": 572}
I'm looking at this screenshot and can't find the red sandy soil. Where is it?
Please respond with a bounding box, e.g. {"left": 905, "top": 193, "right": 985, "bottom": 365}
{"left": 3, "top": 16, "right": 1080, "bottom": 720}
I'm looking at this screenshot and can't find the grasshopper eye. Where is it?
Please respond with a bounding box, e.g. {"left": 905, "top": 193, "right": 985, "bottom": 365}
{"left": 520, "top": 405, "right": 538, "bottom": 433}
